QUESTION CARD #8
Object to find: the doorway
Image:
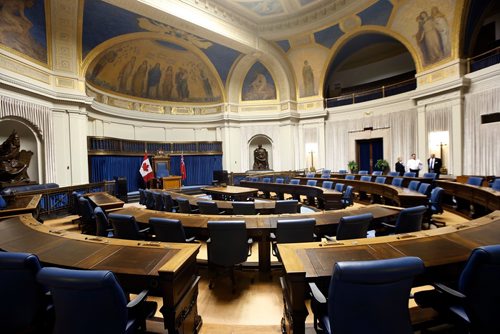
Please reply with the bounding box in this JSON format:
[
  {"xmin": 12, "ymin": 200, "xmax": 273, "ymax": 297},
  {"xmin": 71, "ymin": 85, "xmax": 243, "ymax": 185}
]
[{"xmin": 356, "ymin": 138, "xmax": 383, "ymax": 173}]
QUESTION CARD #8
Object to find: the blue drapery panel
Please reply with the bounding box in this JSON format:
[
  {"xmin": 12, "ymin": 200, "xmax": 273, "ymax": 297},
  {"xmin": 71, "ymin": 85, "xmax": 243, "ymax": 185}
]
[
  {"xmin": 90, "ymin": 156, "xmax": 144, "ymax": 192},
  {"xmin": 169, "ymin": 155, "xmax": 222, "ymax": 186}
]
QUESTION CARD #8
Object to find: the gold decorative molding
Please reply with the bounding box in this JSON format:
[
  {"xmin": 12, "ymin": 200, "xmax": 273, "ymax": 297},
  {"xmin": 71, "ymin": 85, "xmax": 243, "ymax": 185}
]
[{"xmin": 0, "ymin": 55, "xmax": 50, "ymax": 84}]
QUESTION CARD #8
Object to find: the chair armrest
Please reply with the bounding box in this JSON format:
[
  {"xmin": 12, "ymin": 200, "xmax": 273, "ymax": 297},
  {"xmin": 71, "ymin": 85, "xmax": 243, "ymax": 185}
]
[
  {"xmin": 308, "ymin": 282, "xmax": 327, "ymax": 304},
  {"xmin": 433, "ymin": 282, "xmax": 466, "ymax": 300},
  {"xmin": 206, "ymin": 238, "xmax": 211, "ymax": 244},
  {"xmin": 324, "ymin": 235, "xmax": 336, "ymax": 241},
  {"xmin": 218, "ymin": 210, "xmax": 226, "ymax": 214},
  {"xmin": 381, "ymin": 222, "xmax": 396, "ymax": 229},
  {"xmin": 270, "ymin": 232, "xmax": 276, "ymax": 241},
  {"xmin": 191, "ymin": 208, "xmax": 199, "ymax": 213},
  {"xmin": 127, "ymin": 290, "xmax": 149, "ymax": 309},
  {"xmin": 185, "ymin": 236, "xmax": 197, "ymax": 243},
  {"xmin": 247, "ymin": 238, "xmax": 253, "ymax": 256},
  {"xmin": 138, "ymin": 227, "xmax": 150, "ymax": 234}
]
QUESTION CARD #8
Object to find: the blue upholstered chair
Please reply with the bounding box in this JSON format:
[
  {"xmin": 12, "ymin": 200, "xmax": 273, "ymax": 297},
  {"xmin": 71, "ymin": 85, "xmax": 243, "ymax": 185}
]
[
  {"xmin": 161, "ymin": 192, "xmax": 177, "ymax": 212},
  {"xmin": 417, "ymin": 183, "xmax": 432, "ymax": 197},
  {"xmin": 338, "ymin": 169, "xmax": 347, "ymax": 174},
  {"xmin": 358, "ymin": 170, "xmax": 368, "ymax": 175},
  {"xmin": 309, "ymin": 256, "xmax": 424, "ymax": 334},
  {"xmin": 306, "ymin": 179, "xmax": 317, "ymax": 186},
  {"xmin": 425, "ymin": 186, "xmax": 445, "ymax": 228},
  {"xmin": 70, "ymin": 191, "xmax": 82, "ymax": 214},
  {"xmin": 491, "ymin": 178, "xmax": 500, "ymax": 191},
  {"xmin": 206, "ymin": 221, "xmax": 253, "ymax": 291},
  {"xmin": 271, "ymin": 218, "xmax": 316, "ymax": 261},
  {"xmin": 467, "ymin": 176, "xmax": 484, "ymax": 187},
  {"xmin": 78, "ymin": 197, "xmax": 96, "ymax": 235},
  {"xmin": 391, "ymin": 177, "xmax": 404, "ymax": 187},
  {"xmin": 176, "ymin": 197, "xmax": 198, "ymax": 213},
  {"xmin": 322, "ymin": 181, "xmax": 333, "ymax": 190},
  {"xmin": 155, "ymin": 162, "xmax": 169, "ymax": 178},
  {"xmin": 152, "ymin": 192, "xmax": 164, "ymax": 211},
  {"xmin": 321, "ymin": 169, "xmax": 331, "ymax": 178},
  {"xmin": 327, "ymin": 213, "xmax": 373, "ymax": 241},
  {"xmin": 381, "ymin": 205, "xmax": 427, "ymax": 234},
  {"xmin": 138, "ymin": 189, "xmax": 146, "ymax": 206},
  {"xmin": 408, "ymin": 180, "xmax": 421, "ymax": 191},
  {"xmin": 375, "ymin": 176, "xmax": 386, "ymax": 184},
  {"xmin": 423, "ymin": 172, "xmax": 437, "ymax": 180},
  {"xmin": 388, "ymin": 171, "xmax": 400, "ymax": 177},
  {"xmin": 197, "ymin": 200, "xmax": 225, "ymax": 215},
  {"xmin": 275, "ymin": 177, "xmax": 284, "ymax": 184},
  {"xmin": 334, "ymin": 183, "xmax": 344, "ymax": 192},
  {"xmin": 144, "ymin": 190, "xmax": 155, "ymax": 210},
  {"xmin": 0, "ymin": 194, "xmax": 6, "ymax": 209},
  {"xmin": 274, "ymin": 200, "xmax": 298, "ymax": 214},
  {"xmin": 94, "ymin": 207, "xmax": 113, "ymax": 237},
  {"xmin": 289, "ymin": 179, "xmax": 300, "ymax": 185},
  {"xmin": 0, "ymin": 252, "xmax": 51, "ymax": 334},
  {"xmin": 37, "ymin": 267, "xmax": 157, "ymax": 334},
  {"xmin": 149, "ymin": 217, "xmax": 195, "ymax": 243},
  {"xmin": 232, "ymin": 201, "xmax": 257, "ymax": 215},
  {"xmin": 404, "ymin": 172, "xmax": 416, "ymax": 177},
  {"xmin": 372, "ymin": 170, "xmax": 383, "ymax": 176},
  {"xmin": 108, "ymin": 213, "xmax": 150, "ymax": 240},
  {"xmin": 415, "ymin": 245, "xmax": 500, "ymax": 333},
  {"xmin": 345, "ymin": 174, "xmax": 355, "ymax": 180},
  {"xmin": 306, "ymin": 172, "xmax": 315, "ymax": 178},
  {"xmin": 262, "ymin": 177, "xmax": 271, "ymax": 183},
  {"xmin": 341, "ymin": 185, "xmax": 354, "ymax": 208},
  {"xmin": 360, "ymin": 175, "xmax": 372, "ymax": 182}
]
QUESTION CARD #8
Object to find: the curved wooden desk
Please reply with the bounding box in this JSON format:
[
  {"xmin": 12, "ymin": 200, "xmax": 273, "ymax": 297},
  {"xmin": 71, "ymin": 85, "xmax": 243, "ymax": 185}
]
[
  {"xmin": 0, "ymin": 215, "xmax": 201, "ymax": 334},
  {"xmin": 278, "ymin": 210, "xmax": 500, "ymax": 334},
  {"xmin": 436, "ymin": 180, "xmax": 500, "ymax": 212},
  {"xmin": 329, "ymin": 173, "xmax": 434, "ymax": 187},
  {"xmin": 0, "ymin": 194, "xmax": 41, "ymax": 218}
]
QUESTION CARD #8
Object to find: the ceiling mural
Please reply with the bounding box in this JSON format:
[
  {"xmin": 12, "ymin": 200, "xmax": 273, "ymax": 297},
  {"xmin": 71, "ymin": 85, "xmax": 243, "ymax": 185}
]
[
  {"xmin": 242, "ymin": 62, "xmax": 276, "ymax": 101},
  {"xmin": 0, "ymin": 0, "xmax": 48, "ymax": 64}
]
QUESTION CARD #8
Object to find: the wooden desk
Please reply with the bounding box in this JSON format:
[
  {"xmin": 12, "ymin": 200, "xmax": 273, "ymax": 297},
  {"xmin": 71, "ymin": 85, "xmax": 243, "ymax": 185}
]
[
  {"xmin": 0, "ymin": 215, "xmax": 202, "ymax": 334},
  {"xmin": 114, "ymin": 204, "xmax": 400, "ymax": 272},
  {"xmin": 329, "ymin": 173, "xmax": 434, "ymax": 187},
  {"xmin": 201, "ymin": 185, "xmax": 259, "ymax": 201},
  {"xmin": 0, "ymin": 194, "xmax": 41, "ymax": 219},
  {"xmin": 85, "ymin": 192, "xmax": 124, "ymax": 210},
  {"xmin": 162, "ymin": 176, "xmax": 182, "ymax": 189},
  {"xmin": 436, "ymin": 180, "xmax": 500, "ymax": 212},
  {"xmin": 277, "ymin": 211, "xmax": 500, "ymax": 334}
]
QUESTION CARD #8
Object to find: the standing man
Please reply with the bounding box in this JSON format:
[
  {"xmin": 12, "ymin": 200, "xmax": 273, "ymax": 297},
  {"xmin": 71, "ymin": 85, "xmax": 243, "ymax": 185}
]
[
  {"xmin": 427, "ymin": 153, "xmax": 442, "ymax": 178},
  {"xmin": 407, "ymin": 153, "xmax": 423, "ymax": 177}
]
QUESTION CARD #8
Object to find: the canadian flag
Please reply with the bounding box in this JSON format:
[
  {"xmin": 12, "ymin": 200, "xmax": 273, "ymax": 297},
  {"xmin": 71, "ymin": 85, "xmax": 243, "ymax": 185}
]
[
  {"xmin": 139, "ymin": 153, "xmax": 154, "ymax": 182},
  {"xmin": 180, "ymin": 154, "xmax": 187, "ymax": 180}
]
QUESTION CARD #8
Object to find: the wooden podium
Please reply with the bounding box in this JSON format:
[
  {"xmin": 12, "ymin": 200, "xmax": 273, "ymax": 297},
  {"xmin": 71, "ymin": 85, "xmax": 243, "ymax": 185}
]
[{"xmin": 162, "ymin": 176, "xmax": 182, "ymax": 189}]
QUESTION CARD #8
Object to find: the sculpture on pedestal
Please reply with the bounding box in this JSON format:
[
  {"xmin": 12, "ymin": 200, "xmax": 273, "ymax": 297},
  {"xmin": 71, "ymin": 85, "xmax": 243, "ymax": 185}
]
[
  {"xmin": 253, "ymin": 144, "xmax": 269, "ymax": 170},
  {"xmin": 0, "ymin": 130, "xmax": 33, "ymax": 183}
]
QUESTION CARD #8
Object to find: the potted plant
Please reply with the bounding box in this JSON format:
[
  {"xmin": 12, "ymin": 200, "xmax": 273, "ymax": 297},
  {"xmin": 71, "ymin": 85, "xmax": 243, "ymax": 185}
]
[
  {"xmin": 375, "ymin": 159, "xmax": 390, "ymax": 174},
  {"xmin": 347, "ymin": 160, "xmax": 358, "ymax": 174}
]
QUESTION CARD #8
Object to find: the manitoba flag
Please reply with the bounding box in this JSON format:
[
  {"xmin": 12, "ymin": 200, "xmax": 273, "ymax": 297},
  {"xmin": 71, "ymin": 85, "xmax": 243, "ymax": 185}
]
[
  {"xmin": 180, "ymin": 154, "xmax": 187, "ymax": 180},
  {"xmin": 139, "ymin": 153, "xmax": 154, "ymax": 182}
]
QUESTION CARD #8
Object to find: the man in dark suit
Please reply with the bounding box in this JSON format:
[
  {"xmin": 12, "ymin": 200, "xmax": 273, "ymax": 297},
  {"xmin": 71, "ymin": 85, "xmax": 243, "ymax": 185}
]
[{"xmin": 427, "ymin": 153, "xmax": 442, "ymax": 178}]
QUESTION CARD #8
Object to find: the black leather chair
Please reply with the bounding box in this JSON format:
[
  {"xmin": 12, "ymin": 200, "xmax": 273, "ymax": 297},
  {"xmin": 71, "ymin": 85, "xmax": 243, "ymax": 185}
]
[
  {"xmin": 149, "ymin": 217, "xmax": 195, "ymax": 243},
  {"xmin": 161, "ymin": 192, "xmax": 177, "ymax": 212},
  {"xmin": 144, "ymin": 190, "xmax": 155, "ymax": 210},
  {"xmin": 271, "ymin": 218, "xmax": 316, "ymax": 261},
  {"xmin": 340, "ymin": 185, "xmax": 354, "ymax": 208},
  {"xmin": 138, "ymin": 189, "xmax": 146, "ymax": 205},
  {"xmin": 70, "ymin": 191, "xmax": 82, "ymax": 215},
  {"xmin": 78, "ymin": 197, "xmax": 96, "ymax": 235},
  {"xmin": 274, "ymin": 199, "xmax": 298, "ymax": 214},
  {"xmin": 197, "ymin": 201, "xmax": 225, "ymax": 215},
  {"xmin": 94, "ymin": 206, "xmax": 113, "ymax": 237},
  {"xmin": 176, "ymin": 197, "xmax": 198, "ymax": 213},
  {"xmin": 326, "ymin": 213, "xmax": 373, "ymax": 241},
  {"xmin": 152, "ymin": 192, "xmax": 164, "ymax": 211},
  {"xmin": 206, "ymin": 220, "xmax": 253, "ymax": 291},
  {"xmin": 380, "ymin": 205, "xmax": 427, "ymax": 234},
  {"xmin": 232, "ymin": 201, "xmax": 257, "ymax": 215},
  {"xmin": 37, "ymin": 267, "xmax": 157, "ymax": 334},
  {"xmin": 108, "ymin": 213, "xmax": 150, "ymax": 240},
  {"xmin": 0, "ymin": 252, "xmax": 52, "ymax": 334},
  {"xmin": 414, "ymin": 245, "xmax": 500, "ymax": 333},
  {"xmin": 309, "ymin": 256, "xmax": 424, "ymax": 334}
]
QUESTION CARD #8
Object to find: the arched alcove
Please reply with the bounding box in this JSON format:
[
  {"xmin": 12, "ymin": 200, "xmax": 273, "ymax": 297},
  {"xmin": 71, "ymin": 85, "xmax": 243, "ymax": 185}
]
[
  {"xmin": 248, "ymin": 135, "xmax": 273, "ymax": 171},
  {"xmin": 0, "ymin": 119, "xmax": 40, "ymax": 183}
]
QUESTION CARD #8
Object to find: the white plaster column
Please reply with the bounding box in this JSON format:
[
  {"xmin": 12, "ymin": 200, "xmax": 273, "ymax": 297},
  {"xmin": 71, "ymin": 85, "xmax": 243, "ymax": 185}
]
[
  {"xmin": 417, "ymin": 105, "xmax": 427, "ymax": 162},
  {"xmin": 450, "ymin": 97, "xmax": 464, "ymax": 175},
  {"xmin": 68, "ymin": 108, "xmax": 89, "ymax": 185}
]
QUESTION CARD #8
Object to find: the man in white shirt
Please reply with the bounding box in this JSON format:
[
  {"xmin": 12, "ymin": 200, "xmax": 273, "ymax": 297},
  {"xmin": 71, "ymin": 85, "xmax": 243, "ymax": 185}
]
[{"xmin": 407, "ymin": 153, "xmax": 423, "ymax": 177}]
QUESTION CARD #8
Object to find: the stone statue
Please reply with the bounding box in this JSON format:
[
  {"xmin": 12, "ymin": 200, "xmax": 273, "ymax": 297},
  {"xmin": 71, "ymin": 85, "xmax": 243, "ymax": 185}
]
[
  {"xmin": 0, "ymin": 130, "xmax": 32, "ymax": 182},
  {"xmin": 253, "ymin": 144, "xmax": 269, "ymax": 170}
]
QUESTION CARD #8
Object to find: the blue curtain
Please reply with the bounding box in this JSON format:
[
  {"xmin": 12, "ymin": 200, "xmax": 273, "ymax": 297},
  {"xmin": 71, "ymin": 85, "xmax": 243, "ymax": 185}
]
[
  {"xmin": 90, "ymin": 155, "xmax": 144, "ymax": 192},
  {"xmin": 169, "ymin": 155, "xmax": 222, "ymax": 186}
]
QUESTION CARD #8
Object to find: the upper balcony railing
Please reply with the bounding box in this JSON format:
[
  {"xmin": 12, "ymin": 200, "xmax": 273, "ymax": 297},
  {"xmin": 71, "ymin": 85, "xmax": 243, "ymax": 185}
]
[{"xmin": 467, "ymin": 46, "xmax": 500, "ymax": 73}]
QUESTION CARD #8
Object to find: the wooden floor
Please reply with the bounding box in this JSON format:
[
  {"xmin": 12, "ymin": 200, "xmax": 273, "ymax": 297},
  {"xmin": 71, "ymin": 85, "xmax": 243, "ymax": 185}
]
[{"xmin": 43, "ymin": 203, "xmax": 468, "ymax": 334}]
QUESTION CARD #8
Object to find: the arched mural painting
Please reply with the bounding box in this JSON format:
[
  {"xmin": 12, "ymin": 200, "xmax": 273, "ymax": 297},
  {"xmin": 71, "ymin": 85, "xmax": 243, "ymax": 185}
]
[{"xmin": 241, "ymin": 62, "xmax": 276, "ymax": 101}]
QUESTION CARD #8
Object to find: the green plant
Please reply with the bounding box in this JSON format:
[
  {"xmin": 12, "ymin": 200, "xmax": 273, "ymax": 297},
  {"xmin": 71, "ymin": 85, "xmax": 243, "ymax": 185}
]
[
  {"xmin": 347, "ymin": 160, "xmax": 358, "ymax": 172},
  {"xmin": 375, "ymin": 159, "xmax": 389, "ymax": 171}
]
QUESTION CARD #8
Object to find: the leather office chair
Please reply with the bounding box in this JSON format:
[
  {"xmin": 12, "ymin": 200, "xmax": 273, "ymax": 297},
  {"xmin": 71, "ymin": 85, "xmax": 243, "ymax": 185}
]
[
  {"xmin": 341, "ymin": 185, "xmax": 354, "ymax": 208},
  {"xmin": 427, "ymin": 187, "xmax": 445, "ymax": 228},
  {"xmin": 467, "ymin": 176, "xmax": 484, "ymax": 187},
  {"xmin": 232, "ymin": 201, "xmax": 257, "ymax": 215},
  {"xmin": 491, "ymin": 178, "xmax": 500, "ymax": 191},
  {"xmin": 70, "ymin": 191, "xmax": 82, "ymax": 215},
  {"xmin": 271, "ymin": 218, "xmax": 316, "ymax": 261},
  {"xmin": 322, "ymin": 181, "xmax": 333, "ymax": 189},
  {"xmin": 414, "ymin": 245, "xmax": 500, "ymax": 334},
  {"xmin": 360, "ymin": 175, "xmax": 372, "ymax": 182},
  {"xmin": 144, "ymin": 190, "xmax": 155, "ymax": 210},
  {"xmin": 94, "ymin": 207, "xmax": 113, "ymax": 237},
  {"xmin": 78, "ymin": 197, "xmax": 96, "ymax": 235},
  {"xmin": 375, "ymin": 176, "xmax": 386, "ymax": 184},
  {"xmin": 152, "ymin": 192, "xmax": 164, "ymax": 211},
  {"xmin": 321, "ymin": 170, "xmax": 331, "ymax": 178},
  {"xmin": 417, "ymin": 183, "xmax": 432, "ymax": 197},
  {"xmin": 274, "ymin": 199, "xmax": 298, "ymax": 214},
  {"xmin": 161, "ymin": 192, "xmax": 177, "ymax": 212},
  {"xmin": 388, "ymin": 171, "xmax": 400, "ymax": 176},
  {"xmin": 408, "ymin": 180, "xmax": 421, "ymax": 191},
  {"xmin": 423, "ymin": 172, "xmax": 437, "ymax": 180},
  {"xmin": 309, "ymin": 256, "xmax": 424, "ymax": 334},
  {"xmin": 345, "ymin": 174, "xmax": 355, "ymax": 180},
  {"xmin": 149, "ymin": 217, "xmax": 195, "ymax": 242},
  {"xmin": 206, "ymin": 220, "xmax": 253, "ymax": 291},
  {"xmin": 326, "ymin": 213, "xmax": 373, "ymax": 241},
  {"xmin": 37, "ymin": 267, "xmax": 157, "ymax": 334},
  {"xmin": 358, "ymin": 170, "xmax": 368, "ymax": 175},
  {"xmin": 176, "ymin": 197, "xmax": 198, "ymax": 213},
  {"xmin": 391, "ymin": 177, "xmax": 404, "ymax": 187},
  {"xmin": 306, "ymin": 179, "xmax": 317, "ymax": 186},
  {"xmin": 381, "ymin": 205, "xmax": 427, "ymax": 234},
  {"xmin": 197, "ymin": 200, "xmax": 225, "ymax": 215},
  {"xmin": 0, "ymin": 252, "xmax": 52, "ymax": 334},
  {"xmin": 289, "ymin": 179, "xmax": 300, "ymax": 185},
  {"xmin": 334, "ymin": 183, "xmax": 344, "ymax": 192},
  {"xmin": 372, "ymin": 171, "xmax": 383, "ymax": 176},
  {"xmin": 138, "ymin": 189, "xmax": 146, "ymax": 206},
  {"xmin": 0, "ymin": 194, "xmax": 6, "ymax": 209},
  {"xmin": 108, "ymin": 213, "xmax": 150, "ymax": 240}
]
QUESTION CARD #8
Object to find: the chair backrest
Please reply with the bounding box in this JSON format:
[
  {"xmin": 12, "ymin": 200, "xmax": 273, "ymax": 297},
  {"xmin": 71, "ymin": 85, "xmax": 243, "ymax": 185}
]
[
  {"xmin": 232, "ymin": 201, "xmax": 257, "ymax": 215},
  {"xmin": 321, "ymin": 170, "xmax": 331, "ymax": 178},
  {"xmin": 37, "ymin": 267, "xmax": 129, "ymax": 334},
  {"xmin": 388, "ymin": 171, "xmax": 400, "ymax": 177},
  {"xmin": 161, "ymin": 192, "xmax": 175, "ymax": 212},
  {"xmin": 336, "ymin": 213, "xmax": 373, "ymax": 240},
  {"xmin": 0, "ymin": 252, "xmax": 46, "ymax": 333},
  {"xmin": 341, "ymin": 185, "xmax": 354, "ymax": 207},
  {"xmin": 306, "ymin": 179, "xmax": 317, "ymax": 187},
  {"xmin": 108, "ymin": 213, "xmax": 142, "ymax": 240},
  {"xmin": 491, "ymin": 178, "xmax": 500, "ymax": 191},
  {"xmin": 262, "ymin": 177, "xmax": 271, "ymax": 183},
  {"xmin": 394, "ymin": 205, "xmax": 427, "ymax": 233},
  {"xmin": 322, "ymin": 181, "xmax": 333, "ymax": 189},
  {"xmin": 334, "ymin": 183, "xmax": 344, "ymax": 192},
  {"xmin": 417, "ymin": 183, "xmax": 432, "ymax": 197},
  {"xmin": 404, "ymin": 172, "xmax": 416, "ymax": 177},
  {"xmin": 375, "ymin": 176, "xmax": 386, "ymax": 184},
  {"xmin": 207, "ymin": 221, "xmax": 249, "ymax": 267},
  {"xmin": 150, "ymin": 217, "xmax": 188, "ymax": 242},
  {"xmin": 197, "ymin": 201, "xmax": 220, "ymax": 214},
  {"xmin": 176, "ymin": 197, "xmax": 192, "ymax": 213},
  {"xmin": 145, "ymin": 190, "xmax": 155, "ymax": 209},
  {"xmin": 372, "ymin": 171, "xmax": 383, "ymax": 176},
  {"xmin": 328, "ymin": 257, "xmax": 424, "ymax": 334},
  {"xmin": 274, "ymin": 200, "xmax": 298, "ymax": 214},
  {"xmin": 358, "ymin": 170, "xmax": 368, "ymax": 175},
  {"xmin": 289, "ymin": 179, "xmax": 300, "ymax": 185},
  {"xmin": 458, "ymin": 245, "xmax": 500, "ymax": 333},
  {"xmin": 138, "ymin": 189, "xmax": 146, "ymax": 205},
  {"xmin": 0, "ymin": 194, "xmax": 6, "ymax": 209},
  {"xmin": 407, "ymin": 180, "xmax": 421, "ymax": 191},
  {"xmin": 152, "ymin": 192, "xmax": 164, "ymax": 211},
  {"xmin": 360, "ymin": 175, "xmax": 372, "ymax": 182},
  {"xmin": 156, "ymin": 162, "xmax": 169, "ymax": 178},
  {"xmin": 467, "ymin": 176, "xmax": 484, "ymax": 187},
  {"xmin": 275, "ymin": 177, "xmax": 284, "ymax": 184},
  {"xmin": 306, "ymin": 172, "xmax": 315, "ymax": 178},
  {"xmin": 70, "ymin": 191, "xmax": 82, "ymax": 214},
  {"xmin": 94, "ymin": 206, "xmax": 111, "ymax": 237},
  {"xmin": 275, "ymin": 218, "xmax": 316, "ymax": 243},
  {"xmin": 423, "ymin": 172, "xmax": 437, "ymax": 180},
  {"xmin": 78, "ymin": 197, "xmax": 96, "ymax": 234},
  {"xmin": 391, "ymin": 177, "xmax": 404, "ymax": 187},
  {"xmin": 345, "ymin": 175, "xmax": 355, "ymax": 180},
  {"xmin": 428, "ymin": 187, "xmax": 444, "ymax": 215},
  {"xmin": 338, "ymin": 169, "xmax": 347, "ymax": 174}
]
